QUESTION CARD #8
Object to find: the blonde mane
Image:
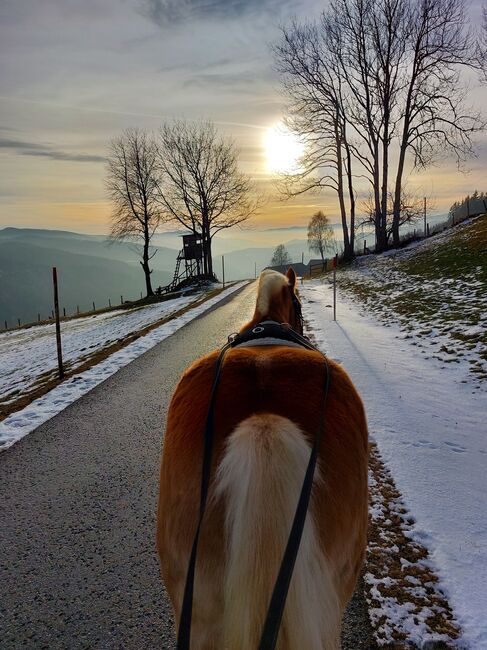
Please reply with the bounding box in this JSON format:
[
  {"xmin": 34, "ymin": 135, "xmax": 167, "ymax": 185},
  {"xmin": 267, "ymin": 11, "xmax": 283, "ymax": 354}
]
[{"xmin": 256, "ymin": 269, "xmax": 290, "ymax": 317}]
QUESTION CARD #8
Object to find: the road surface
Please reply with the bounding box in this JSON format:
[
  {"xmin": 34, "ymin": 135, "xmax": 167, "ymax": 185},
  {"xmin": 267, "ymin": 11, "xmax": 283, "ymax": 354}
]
[{"xmin": 0, "ymin": 282, "xmax": 375, "ymax": 649}]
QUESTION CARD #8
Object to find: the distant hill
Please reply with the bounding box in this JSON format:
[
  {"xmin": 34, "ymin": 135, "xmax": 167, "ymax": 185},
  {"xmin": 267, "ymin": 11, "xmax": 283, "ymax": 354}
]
[
  {"xmin": 0, "ymin": 226, "xmax": 316, "ymax": 325},
  {"xmin": 0, "ymin": 230, "xmax": 173, "ymax": 325}
]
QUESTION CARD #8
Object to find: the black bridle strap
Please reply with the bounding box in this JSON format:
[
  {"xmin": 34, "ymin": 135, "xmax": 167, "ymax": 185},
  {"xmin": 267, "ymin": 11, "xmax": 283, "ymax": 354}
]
[
  {"xmin": 176, "ymin": 340, "xmax": 232, "ymax": 650},
  {"xmin": 176, "ymin": 323, "xmax": 330, "ymax": 650},
  {"xmin": 258, "ymin": 358, "xmax": 330, "ymax": 650}
]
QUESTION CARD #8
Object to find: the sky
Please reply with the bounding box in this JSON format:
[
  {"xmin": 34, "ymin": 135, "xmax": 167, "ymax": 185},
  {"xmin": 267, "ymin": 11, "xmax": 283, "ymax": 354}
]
[{"xmin": 0, "ymin": 0, "xmax": 486, "ymax": 236}]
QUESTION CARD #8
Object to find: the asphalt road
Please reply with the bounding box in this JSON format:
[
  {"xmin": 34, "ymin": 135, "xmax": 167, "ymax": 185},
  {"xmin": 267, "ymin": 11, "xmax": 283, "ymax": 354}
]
[{"xmin": 0, "ymin": 282, "xmax": 375, "ymax": 649}]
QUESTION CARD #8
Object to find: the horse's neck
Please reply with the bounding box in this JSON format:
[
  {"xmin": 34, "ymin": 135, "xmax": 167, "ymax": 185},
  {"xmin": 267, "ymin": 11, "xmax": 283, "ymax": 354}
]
[{"xmin": 241, "ymin": 297, "xmax": 289, "ymax": 332}]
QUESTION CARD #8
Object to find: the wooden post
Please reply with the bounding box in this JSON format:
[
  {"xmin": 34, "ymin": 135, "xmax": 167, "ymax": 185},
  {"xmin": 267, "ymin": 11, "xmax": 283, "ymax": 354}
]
[
  {"xmin": 121, "ymin": 295, "xmax": 123, "ymax": 305},
  {"xmin": 63, "ymin": 307, "xmax": 66, "ymax": 318},
  {"xmin": 4, "ymin": 320, "xmax": 7, "ymax": 330},
  {"xmin": 38, "ymin": 313, "xmax": 40, "ymax": 322},
  {"xmin": 92, "ymin": 301, "xmax": 96, "ymax": 312},
  {"xmin": 17, "ymin": 318, "xmax": 21, "ymax": 328},
  {"xmin": 77, "ymin": 305, "xmax": 80, "ymax": 315},
  {"xmin": 364, "ymin": 240, "xmax": 366, "ymax": 255},
  {"xmin": 427, "ymin": 223, "xmax": 430, "ymax": 237},
  {"xmin": 423, "ymin": 196, "xmax": 426, "ymax": 236},
  {"xmin": 52, "ymin": 267, "xmax": 64, "ymax": 379},
  {"xmin": 109, "ymin": 298, "xmax": 111, "ymax": 308},
  {"xmin": 222, "ymin": 255, "xmax": 225, "ymax": 289},
  {"xmin": 333, "ymin": 260, "xmax": 337, "ymax": 322}
]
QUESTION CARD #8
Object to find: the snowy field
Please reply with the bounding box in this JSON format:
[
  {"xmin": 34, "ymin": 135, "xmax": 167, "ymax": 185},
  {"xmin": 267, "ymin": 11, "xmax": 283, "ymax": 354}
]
[
  {"xmin": 0, "ymin": 292, "xmax": 205, "ymax": 410},
  {"xmin": 302, "ymin": 278, "xmax": 486, "ymax": 648},
  {"xmin": 338, "ymin": 217, "xmax": 486, "ymax": 388},
  {"xmin": 0, "ymin": 282, "xmax": 247, "ymax": 450}
]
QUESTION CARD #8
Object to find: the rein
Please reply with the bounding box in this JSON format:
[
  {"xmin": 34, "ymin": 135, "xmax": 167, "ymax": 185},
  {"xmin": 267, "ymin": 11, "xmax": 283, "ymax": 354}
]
[{"xmin": 176, "ymin": 320, "xmax": 330, "ymax": 650}]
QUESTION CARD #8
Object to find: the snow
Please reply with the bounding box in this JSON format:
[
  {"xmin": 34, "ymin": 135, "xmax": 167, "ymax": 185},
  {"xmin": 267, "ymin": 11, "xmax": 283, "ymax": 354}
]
[
  {"xmin": 302, "ymin": 278, "xmax": 487, "ymax": 648},
  {"xmin": 0, "ymin": 292, "xmax": 204, "ymax": 408},
  {"xmin": 0, "ymin": 282, "xmax": 247, "ymax": 451}
]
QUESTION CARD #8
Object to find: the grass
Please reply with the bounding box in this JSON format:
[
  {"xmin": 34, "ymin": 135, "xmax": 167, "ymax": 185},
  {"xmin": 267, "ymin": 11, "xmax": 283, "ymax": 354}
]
[{"xmin": 337, "ymin": 215, "xmax": 487, "ymax": 385}]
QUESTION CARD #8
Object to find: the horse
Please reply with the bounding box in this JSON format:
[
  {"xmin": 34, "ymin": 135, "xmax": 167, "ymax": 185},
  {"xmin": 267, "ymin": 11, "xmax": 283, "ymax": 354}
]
[{"xmin": 157, "ymin": 268, "xmax": 368, "ymax": 650}]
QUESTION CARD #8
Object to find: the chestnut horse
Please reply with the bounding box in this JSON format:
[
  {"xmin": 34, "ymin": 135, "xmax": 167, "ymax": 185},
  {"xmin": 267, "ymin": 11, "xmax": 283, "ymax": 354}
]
[{"xmin": 157, "ymin": 268, "xmax": 368, "ymax": 650}]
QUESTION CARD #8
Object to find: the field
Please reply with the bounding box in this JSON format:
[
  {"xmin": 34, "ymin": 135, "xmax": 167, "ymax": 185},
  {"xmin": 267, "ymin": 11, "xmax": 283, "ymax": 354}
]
[
  {"xmin": 338, "ymin": 215, "xmax": 487, "ymax": 386},
  {"xmin": 301, "ymin": 216, "xmax": 486, "ymax": 647}
]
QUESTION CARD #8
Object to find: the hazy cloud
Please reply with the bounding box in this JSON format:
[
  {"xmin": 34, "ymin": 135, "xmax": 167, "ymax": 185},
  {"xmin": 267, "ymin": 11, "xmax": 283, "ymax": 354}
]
[
  {"xmin": 0, "ymin": 138, "xmax": 105, "ymax": 163},
  {"xmin": 139, "ymin": 0, "xmax": 290, "ymax": 26}
]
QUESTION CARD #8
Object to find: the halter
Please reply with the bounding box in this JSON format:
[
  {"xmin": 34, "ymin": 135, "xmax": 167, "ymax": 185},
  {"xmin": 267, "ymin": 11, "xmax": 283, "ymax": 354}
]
[{"xmin": 176, "ymin": 307, "xmax": 330, "ymax": 650}]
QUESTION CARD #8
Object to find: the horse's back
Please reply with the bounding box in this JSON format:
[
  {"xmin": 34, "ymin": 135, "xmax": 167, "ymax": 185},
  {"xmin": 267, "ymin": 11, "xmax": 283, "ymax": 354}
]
[{"xmin": 157, "ymin": 345, "xmax": 368, "ymax": 648}]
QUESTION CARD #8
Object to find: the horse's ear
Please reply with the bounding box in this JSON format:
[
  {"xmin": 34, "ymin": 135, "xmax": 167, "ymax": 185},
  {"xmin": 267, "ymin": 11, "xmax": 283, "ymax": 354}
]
[{"xmin": 286, "ymin": 267, "xmax": 296, "ymax": 289}]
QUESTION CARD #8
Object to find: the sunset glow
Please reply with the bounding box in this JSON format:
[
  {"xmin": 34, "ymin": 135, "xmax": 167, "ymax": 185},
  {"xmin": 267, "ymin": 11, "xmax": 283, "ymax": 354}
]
[{"xmin": 265, "ymin": 124, "xmax": 305, "ymax": 175}]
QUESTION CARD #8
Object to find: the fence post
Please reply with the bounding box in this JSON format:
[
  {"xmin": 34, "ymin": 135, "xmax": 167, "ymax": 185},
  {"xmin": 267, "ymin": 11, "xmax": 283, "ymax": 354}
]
[
  {"xmin": 63, "ymin": 307, "xmax": 66, "ymax": 318},
  {"xmin": 52, "ymin": 267, "xmax": 64, "ymax": 379},
  {"xmin": 121, "ymin": 295, "xmax": 123, "ymax": 305},
  {"xmin": 109, "ymin": 298, "xmax": 111, "ymax": 308},
  {"xmin": 423, "ymin": 196, "xmax": 427, "ymax": 237},
  {"xmin": 92, "ymin": 301, "xmax": 96, "ymax": 312},
  {"xmin": 333, "ymin": 255, "xmax": 337, "ymax": 322},
  {"xmin": 4, "ymin": 320, "xmax": 7, "ymax": 330},
  {"xmin": 38, "ymin": 313, "xmax": 40, "ymax": 322},
  {"xmin": 364, "ymin": 240, "xmax": 366, "ymax": 255},
  {"xmin": 222, "ymin": 255, "xmax": 225, "ymax": 289},
  {"xmin": 18, "ymin": 318, "xmax": 21, "ymax": 328},
  {"xmin": 77, "ymin": 305, "xmax": 80, "ymax": 315}
]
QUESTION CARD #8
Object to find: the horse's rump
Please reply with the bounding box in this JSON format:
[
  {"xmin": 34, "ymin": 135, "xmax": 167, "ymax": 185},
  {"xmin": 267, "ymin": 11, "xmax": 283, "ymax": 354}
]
[{"xmin": 157, "ymin": 345, "xmax": 368, "ymax": 649}]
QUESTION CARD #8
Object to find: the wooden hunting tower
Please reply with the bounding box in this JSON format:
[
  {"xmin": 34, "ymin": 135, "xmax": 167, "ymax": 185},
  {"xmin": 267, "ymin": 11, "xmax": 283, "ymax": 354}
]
[{"xmin": 157, "ymin": 233, "xmax": 205, "ymax": 294}]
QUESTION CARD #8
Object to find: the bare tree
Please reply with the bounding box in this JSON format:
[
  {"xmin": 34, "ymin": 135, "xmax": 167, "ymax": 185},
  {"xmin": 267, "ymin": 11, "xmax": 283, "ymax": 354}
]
[
  {"xmin": 391, "ymin": 0, "xmax": 484, "ymax": 246},
  {"xmin": 156, "ymin": 120, "xmax": 259, "ymax": 278},
  {"xmin": 307, "ymin": 211, "xmax": 335, "ymax": 262},
  {"xmin": 271, "ymin": 244, "xmax": 292, "ymax": 267},
  {"xmin": 106, "ymin": 129, "xmax": 163, "ymax": 296},
  {"xmin": 362, "ymin": 188, "xmax": 431, "ymax": 246},
  {"xmin": 274, "ymin": 20, "xmax": 356, "ymax": 260},
  {"xmin": 275, "ymin": 0, "xmax": 484, "ymax": 254}
]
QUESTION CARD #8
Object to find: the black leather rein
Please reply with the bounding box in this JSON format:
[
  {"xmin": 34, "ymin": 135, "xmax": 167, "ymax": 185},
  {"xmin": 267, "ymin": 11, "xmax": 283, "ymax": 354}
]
[{"xmin": 176, "ymin": 321, "xmax": 330, "ymax": 650}]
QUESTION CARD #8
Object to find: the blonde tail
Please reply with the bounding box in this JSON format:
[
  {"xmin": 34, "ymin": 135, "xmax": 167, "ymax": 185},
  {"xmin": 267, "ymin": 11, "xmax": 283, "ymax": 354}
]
[{"xmin": 214, "ymin": 413, "xmax": 340, "ymax": 650}]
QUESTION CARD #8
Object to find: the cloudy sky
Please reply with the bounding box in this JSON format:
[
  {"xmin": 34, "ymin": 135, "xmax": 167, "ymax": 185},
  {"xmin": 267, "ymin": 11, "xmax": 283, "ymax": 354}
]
[{"xmin": 0, "ymin": 0, "xmax": 486, "ymax": 235}]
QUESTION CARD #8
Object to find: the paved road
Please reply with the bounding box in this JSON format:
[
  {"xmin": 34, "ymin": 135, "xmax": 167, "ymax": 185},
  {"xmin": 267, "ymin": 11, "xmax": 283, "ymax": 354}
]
[{"xmin": 0, "ymin": 282, "xmax": 375, "ymax": 649}]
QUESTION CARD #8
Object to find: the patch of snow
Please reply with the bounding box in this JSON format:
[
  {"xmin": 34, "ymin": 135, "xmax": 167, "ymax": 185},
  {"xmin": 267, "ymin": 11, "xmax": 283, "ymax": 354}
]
[
  {"xmin": 302, "ymin": 278, "xmax": 486, "ymax": 648},
  {"xmin": 0, "ymin": 282, "xmax": 247, "ymax": 451}
]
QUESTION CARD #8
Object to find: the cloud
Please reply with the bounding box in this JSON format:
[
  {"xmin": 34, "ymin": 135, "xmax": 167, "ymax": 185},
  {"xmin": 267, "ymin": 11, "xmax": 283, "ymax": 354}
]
[
  {"xmin": 139, "ymin": 0, "xmax": 290, "ymax": 26},
  {"xmin": 0, "ymin": 138, "xmax": 105, "ymax": 163}
]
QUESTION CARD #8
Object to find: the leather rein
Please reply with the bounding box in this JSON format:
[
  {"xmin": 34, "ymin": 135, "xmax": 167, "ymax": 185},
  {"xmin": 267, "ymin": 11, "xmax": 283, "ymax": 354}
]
[{"xmin": 176, "ymin": 310, "xmax": 330, "ymax": 650}]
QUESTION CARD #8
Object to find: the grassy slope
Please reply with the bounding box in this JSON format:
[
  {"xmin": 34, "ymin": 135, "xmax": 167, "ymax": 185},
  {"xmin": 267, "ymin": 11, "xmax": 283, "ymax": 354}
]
[{"xmin": 338, "ymin": 215, "xmax": 487, "ymax": 384}]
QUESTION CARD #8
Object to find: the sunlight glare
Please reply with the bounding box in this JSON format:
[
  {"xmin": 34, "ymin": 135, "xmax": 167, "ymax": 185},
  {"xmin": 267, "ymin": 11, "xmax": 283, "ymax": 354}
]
[{"xmin": 265, "ymin": 123, "xmax": 304, "ymax": 174}]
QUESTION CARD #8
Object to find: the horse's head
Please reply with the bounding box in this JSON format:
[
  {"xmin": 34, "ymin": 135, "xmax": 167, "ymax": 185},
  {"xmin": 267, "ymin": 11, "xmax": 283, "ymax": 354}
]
[{"xmin": 243, "ymin": 267, "xmax": 303, "ymax": 334}]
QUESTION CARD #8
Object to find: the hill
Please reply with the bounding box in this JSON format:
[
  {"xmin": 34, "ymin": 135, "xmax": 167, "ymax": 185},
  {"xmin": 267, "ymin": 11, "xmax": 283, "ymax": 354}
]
[
  {"xmin": 0, "ymin": 235, "xmax": 172, "ymax": 325},
  {"xmin": 337, "ymin": 214, "xmax": 487, "ymax": 385}
]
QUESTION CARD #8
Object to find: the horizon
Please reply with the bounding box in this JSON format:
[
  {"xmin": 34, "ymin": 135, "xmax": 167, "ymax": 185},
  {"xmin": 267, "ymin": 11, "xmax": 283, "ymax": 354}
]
[{"xmin": 1, "ymin": 0, "xmax": 487, "ymax": 235}]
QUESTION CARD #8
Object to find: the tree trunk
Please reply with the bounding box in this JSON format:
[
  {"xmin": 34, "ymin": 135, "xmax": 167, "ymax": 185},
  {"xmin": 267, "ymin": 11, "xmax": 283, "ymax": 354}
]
[
  {"xmin": 335, "ymin": 125, "xmax": 352, "ymax": 261},
  {"xmin": 381, "ymin": 113, "xmax": 390, "ymax": 251},
  {"xmin": 345, "ymin": 138, "xmax": 356, "ymax": 256},
  {"xmin": 142, "ymin": 226, "xmax": 154, "ymax": 296}
]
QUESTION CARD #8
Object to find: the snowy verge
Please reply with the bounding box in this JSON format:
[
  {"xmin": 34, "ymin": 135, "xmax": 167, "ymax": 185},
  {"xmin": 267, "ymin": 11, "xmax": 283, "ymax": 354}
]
[
  {"xmin": 301, "ymin": 278, "xmax": 486, "ymax": 649},
  {"xmin": 0, "ymin": 281, "xmax": 248, "ymax": 451}
]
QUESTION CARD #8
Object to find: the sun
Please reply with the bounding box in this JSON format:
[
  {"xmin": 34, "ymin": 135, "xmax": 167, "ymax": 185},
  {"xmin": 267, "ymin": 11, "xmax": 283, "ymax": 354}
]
[{"xmin": 265, "ymin": 123, "xmax": 305, "ymax": 174}]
